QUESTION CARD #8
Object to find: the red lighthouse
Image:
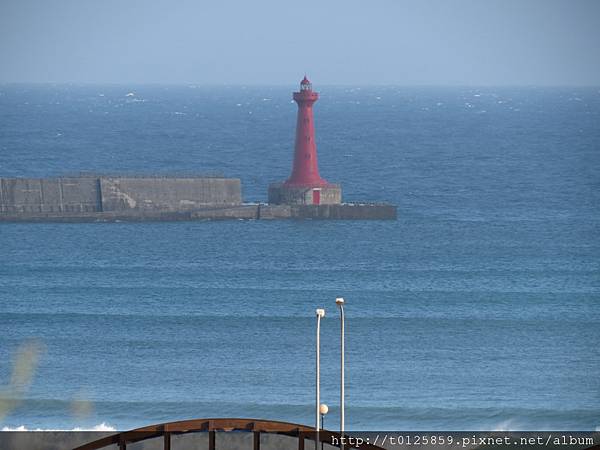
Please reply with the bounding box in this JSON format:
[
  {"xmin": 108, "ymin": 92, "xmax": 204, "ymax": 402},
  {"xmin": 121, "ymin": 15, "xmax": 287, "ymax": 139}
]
[
  {"xmin": 285, "ymin": 76, "xmax": 327, "ymax": 187},
  {"xmin": 268, "ymin": 76, "xmax": 341, "ymax": 205}
]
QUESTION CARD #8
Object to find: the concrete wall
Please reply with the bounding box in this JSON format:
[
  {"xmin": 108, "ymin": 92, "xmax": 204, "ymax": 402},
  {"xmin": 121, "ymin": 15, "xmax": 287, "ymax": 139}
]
[
  {"xmin": 0, "ymin": 430, "xmax": 330, "ymax": 450},
  {"xmin": 268, "ymin": 183, "xmax": 342, "ymax": 205},
  {"xmin": 259, "ymin": 204, "xmax": 396, "ymax": 220},
  {"xmin": 291, "ymin": 203, "xmax": 397, "ymax": 220},
  {"xmin": 257, "ymin": 204, "xmax": 291, "ymax": 219},
  {"xmin": 0, "ymin": 176, "xmax": 241, "ymax": 214},
  {"xmin": 191, "ymin": 205, "xmax": 258, "ymax": 220},
  {"xmin": 0, "ymin": 177, "xmax": 100, "ymax": 213},
  {"xmin": 0, "ymin": 177, "xmax": 396, "ymax": 221},
  {"xmin": 100, "ymin": 177, "xmax": 241, "ymax": 211},
  {"xmin": 0, "ymin": 203, "xmax": 397, "ymax": 222}
]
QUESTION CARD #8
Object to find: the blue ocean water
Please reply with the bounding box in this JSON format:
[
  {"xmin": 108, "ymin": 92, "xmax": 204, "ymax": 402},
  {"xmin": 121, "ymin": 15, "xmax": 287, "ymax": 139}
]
[{"xmin": 0, "ymin": 85, "xmax": 599, "ymax": 431}]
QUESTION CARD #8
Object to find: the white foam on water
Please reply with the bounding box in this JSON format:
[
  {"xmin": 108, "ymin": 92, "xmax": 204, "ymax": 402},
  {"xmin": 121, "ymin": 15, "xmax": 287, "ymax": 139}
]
[
  {"xmin": 491, "ymin": 419, "xmax": 519, "ymax": 431},
  {"xmin": 2, "ymin": 422, "xmax": 116, "ymax": 432}
]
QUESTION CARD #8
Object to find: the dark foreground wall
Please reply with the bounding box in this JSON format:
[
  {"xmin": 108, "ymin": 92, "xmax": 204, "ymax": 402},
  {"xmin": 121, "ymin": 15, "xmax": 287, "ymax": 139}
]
[
  {"xmin": 0, "ymin": 431, "xmax": 319, "ymax": 450},
  {"xmin": 0, "ymin": 176, "xmax": 241, "ymax": 214}
]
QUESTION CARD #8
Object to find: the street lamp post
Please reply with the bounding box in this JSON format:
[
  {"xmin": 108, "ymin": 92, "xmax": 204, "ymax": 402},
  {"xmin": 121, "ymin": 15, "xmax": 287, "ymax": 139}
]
[
  {"xmin": 335, "ymin": 297, "xmax": 345, "ymax": 449},
  {"xmin": 320, "ymin": 403, "xmax": 329, "ymax": 450},
  {"xmin": 315, "ymin": 308, "xmax": 325, "ymax": 450}
]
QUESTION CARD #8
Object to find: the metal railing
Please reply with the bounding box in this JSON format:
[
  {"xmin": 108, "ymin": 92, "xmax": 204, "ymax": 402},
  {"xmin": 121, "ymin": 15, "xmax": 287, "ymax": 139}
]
[{"xmin": 72, "ymin": 418, "xmax": 386, "ymax": 450}]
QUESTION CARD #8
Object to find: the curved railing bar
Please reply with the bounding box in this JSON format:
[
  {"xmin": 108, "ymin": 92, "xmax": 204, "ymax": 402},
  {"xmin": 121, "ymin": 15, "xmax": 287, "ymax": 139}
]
[{"xmin": 73, "ymin": 417, "xmax": 385, "ymax": 450}]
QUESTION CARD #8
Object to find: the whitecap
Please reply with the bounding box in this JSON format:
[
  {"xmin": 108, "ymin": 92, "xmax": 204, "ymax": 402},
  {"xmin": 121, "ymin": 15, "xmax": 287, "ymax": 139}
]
[
  {"xmin": 2, "ymin": 425, "xmax": 27, "ymax": 431},
  {"xmin": 72, "ymin": 422, "xmax": 116, "ymax": 432},
  {"xmin": 1, "ymin": 422, "xmax": 116, "ymax": 432},
  {"xmin": 491, "ymin": 419, "xmax": 518, "ymax": 431}
]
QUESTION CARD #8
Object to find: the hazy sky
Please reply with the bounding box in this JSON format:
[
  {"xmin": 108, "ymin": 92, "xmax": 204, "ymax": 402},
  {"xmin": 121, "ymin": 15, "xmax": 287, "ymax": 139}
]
[{"xmin": 1, "ymin": 0, "xmax": 599, "ymax": 85}]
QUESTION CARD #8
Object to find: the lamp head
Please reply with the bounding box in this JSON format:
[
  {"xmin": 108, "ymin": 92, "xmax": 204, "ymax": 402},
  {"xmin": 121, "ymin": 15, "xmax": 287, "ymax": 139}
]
[
  {"xmin": 319, "ymin": 403, "xmax": 329, "ymax": 415},
  {"xmin": 335, "ymin": 297, "xmax": 345, "ymax": 306},
  {"xmin": 316, "ymin": 308, "xmax": 325, "ymax": 317}
]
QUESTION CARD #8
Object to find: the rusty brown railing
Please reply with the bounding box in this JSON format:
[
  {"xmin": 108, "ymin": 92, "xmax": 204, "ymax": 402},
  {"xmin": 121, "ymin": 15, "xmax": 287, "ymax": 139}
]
[{"xmin": 73, "ymin": 417, "xmax": 386, "ymax": 450}]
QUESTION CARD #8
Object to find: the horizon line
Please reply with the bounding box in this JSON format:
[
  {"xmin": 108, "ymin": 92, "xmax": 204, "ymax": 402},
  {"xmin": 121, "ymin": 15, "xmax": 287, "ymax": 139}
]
[{"xmin": 1, "ymin": 82, "xmax": 599, "ymax": 89}]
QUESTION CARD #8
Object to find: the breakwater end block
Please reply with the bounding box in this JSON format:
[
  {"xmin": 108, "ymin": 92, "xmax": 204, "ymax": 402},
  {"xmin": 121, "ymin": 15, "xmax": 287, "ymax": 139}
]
[{"xmin": 289, "ymin": 203, "xmax": 397, "ymax": 220}]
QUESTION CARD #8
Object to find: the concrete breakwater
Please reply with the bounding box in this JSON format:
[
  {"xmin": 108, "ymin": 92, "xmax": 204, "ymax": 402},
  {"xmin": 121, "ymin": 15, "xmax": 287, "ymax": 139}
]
[
  {"xmin": 0, "ymin": 176, "xmax": 396, "ymax": 222},
  {"xmin": 0, "ymin": 176, "xmax": 241, "ymax": 214},
  {"xmin": 0, "ymin": 203, "xmax": 397, "ymax": 222}
]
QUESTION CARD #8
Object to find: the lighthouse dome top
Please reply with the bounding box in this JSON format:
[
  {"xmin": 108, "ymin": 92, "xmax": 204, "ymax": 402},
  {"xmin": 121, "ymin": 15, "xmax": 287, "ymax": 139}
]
[{"xmin": 300, "ymin": 75, "xmax": 312, "ymax": 91}]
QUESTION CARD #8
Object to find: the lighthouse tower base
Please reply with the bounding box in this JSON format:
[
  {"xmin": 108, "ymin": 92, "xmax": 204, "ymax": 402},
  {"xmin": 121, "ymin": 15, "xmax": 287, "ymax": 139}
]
[{"xmin": 268, "ymin": 183, "xmax": 342, "ymax": 205}]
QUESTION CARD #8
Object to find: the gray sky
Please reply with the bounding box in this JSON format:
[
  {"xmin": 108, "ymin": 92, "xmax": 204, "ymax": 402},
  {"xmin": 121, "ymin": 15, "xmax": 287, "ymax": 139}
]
[{"xmin": 1, "ymin": 0, "xmax": 599, "ymax": 85}]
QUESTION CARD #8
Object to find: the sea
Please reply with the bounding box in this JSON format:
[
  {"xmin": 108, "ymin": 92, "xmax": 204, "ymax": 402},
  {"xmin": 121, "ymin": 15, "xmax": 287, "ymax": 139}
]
[{"xmin": 0, "ymin": 85, "xmax": 598, "ymax": 431}]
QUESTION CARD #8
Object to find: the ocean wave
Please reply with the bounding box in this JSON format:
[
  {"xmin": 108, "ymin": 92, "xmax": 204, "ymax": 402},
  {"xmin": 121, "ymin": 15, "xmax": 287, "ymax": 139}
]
[
  {"xmin": 3, "ymin": 399, "xmax": 598, "ymax": 431},
  {"xmin": 1, "ymin": 422, "xmax": 115, "ymax": 432}
]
